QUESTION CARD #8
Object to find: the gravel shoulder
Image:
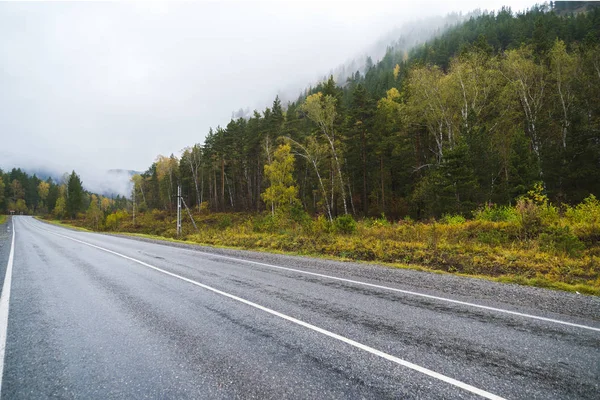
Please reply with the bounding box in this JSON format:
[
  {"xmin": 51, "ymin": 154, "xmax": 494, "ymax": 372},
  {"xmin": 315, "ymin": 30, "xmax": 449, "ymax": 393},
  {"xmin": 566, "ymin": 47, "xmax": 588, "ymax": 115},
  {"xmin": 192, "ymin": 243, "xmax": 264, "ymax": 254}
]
[{"xmin": 0, "ymin": 216, "xmax": 12, "ymax": 295}]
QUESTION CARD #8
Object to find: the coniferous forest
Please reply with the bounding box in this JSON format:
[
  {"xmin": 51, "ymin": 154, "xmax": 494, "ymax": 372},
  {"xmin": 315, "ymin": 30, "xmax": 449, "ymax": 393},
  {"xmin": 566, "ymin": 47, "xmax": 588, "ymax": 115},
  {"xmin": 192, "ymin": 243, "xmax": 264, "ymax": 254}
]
[
  {"xmin": 3, "ymin": 4, "xmax": 600, "ymax": 293},
  {"xmin": 133, "ymin": 4, "xmax": 600, "ymax": 219}
]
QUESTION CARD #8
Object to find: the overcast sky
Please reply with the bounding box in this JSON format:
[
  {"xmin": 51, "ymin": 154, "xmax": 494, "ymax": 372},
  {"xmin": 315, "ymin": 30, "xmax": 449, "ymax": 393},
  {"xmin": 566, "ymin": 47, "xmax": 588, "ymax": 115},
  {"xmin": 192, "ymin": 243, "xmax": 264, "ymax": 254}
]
[{"xmin": 0, "ymin": 0, "xmax": 536, "ymax": 194}]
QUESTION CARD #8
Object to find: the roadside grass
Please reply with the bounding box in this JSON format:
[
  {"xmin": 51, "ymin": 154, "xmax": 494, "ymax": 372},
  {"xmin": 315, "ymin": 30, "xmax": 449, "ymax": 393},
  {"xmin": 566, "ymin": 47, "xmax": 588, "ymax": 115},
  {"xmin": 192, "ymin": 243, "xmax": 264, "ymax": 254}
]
[
  {"xmin": 36, "ymin": 217, "xmax": 92, "ymax": 232},
  {"xmin": 48, "ymin": 198, "xmax": 600, "ymax": 296},
  {"xmin": 0, "ymin": 215, "xmax": 6, "ymax": 225}
]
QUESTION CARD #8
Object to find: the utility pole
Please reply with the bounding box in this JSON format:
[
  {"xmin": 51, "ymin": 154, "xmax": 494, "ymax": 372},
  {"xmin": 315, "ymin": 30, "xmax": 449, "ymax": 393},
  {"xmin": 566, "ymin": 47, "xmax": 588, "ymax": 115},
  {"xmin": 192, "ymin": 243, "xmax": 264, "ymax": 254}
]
[
  {"xmin": 177, "ymin": 185, "xmax": 182, "ymax": 236},
  {"xmin": 132, "ymin": 182, "xmax": 136, "ymax": 225}
]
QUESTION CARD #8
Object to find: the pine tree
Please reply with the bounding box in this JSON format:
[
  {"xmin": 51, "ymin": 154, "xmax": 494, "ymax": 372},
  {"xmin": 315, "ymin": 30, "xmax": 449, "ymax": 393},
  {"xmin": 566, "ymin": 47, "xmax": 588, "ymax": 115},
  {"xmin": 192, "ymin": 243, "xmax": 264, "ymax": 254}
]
[{"xmin": 66, "ymin": 171, "xmax": 84, "ymax": 218}]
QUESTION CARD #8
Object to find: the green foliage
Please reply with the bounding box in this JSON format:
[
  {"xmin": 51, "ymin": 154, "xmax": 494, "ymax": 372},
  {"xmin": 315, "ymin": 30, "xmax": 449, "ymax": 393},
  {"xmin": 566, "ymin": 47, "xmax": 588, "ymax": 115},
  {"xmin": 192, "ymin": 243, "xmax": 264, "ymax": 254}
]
[
  {"xmin": 565, "ymin": 195, "xmax": 600, "ymax": 224},
  {"xmin": 364, "ymin": 214, "xmax": 391, "ymax": 228},
  {"xmin": 539, "ymin": 226, "xmax": 585, "ymax": 257},
  {"xmin": 474, "ymin": 205, "xmax": 519, "ymax": 222},
  {"xmin": 440, "ymin": 214, "xmax": 466, "ymax": 225},
  {"xmin": 261, "ymin": 144, "xmax": 301, "ymax": 217},
  {"xmin": 53, "ymin": 195, "xmax": 67, "ymax": 219},
  {"xmin": 253, "ymin": 214, "xmax": 278, "ymax": 233},
  {"xmin": 476, "ymin": 230, "xmax": 510, "ymax": 246},
  {"xmin": 105, "ymin": 210, "xmax": 128, "ymax": 231},
  {"xmin": 66, "ymin": 171, "xmax": 84, "ymax": 219},
  {"xmin": 333, "ymin": 215, "xmax": 357, "ymax": 234},
  {"xmin": 217, "ymin": 214, "xmax": 233, "ymax": 230},
  {"xmin": 312, "ymin": 215, "xmax": 333, "ymax": 234}
]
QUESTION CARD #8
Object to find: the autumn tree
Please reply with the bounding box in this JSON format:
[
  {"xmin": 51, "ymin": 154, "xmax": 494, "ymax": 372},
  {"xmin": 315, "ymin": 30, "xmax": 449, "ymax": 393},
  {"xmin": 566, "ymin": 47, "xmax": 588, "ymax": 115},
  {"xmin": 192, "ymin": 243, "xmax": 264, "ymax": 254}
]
[
  {"xmin": 155, "ymin": 154, "xmax": 179, "ymax": 211},
  {"xmin": 86, "ymin": 194, "xmax": 103, "ymax": 230},
  {"xmin": 53, "ymin": 185, "xmax": 67, "ymax": 218},
  {"xmin": 261, "ymin": 144, "xmax": 301, "ymax": 217}
]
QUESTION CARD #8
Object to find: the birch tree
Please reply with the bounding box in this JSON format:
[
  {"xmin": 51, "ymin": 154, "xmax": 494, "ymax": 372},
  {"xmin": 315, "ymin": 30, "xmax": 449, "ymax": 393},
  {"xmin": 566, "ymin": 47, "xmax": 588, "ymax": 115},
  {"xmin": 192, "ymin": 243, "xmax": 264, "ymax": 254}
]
[
  {"xmin": 182, "ymin": 144, "xmax": 204, "ymax": 211},
  {"xmin": 261, "ymin": 144, "xmax": 300, "ymax": 217},
  {"xmin": 549, "ymin": 39, "xmax": 576, "ymax": 150},
  {"xmin": 301, "ymin": 92, "xmax": 348, "ymax": 215},
  {"xmin": 501, "ymin": 46, "xmax": 547, "ymax": 170}
]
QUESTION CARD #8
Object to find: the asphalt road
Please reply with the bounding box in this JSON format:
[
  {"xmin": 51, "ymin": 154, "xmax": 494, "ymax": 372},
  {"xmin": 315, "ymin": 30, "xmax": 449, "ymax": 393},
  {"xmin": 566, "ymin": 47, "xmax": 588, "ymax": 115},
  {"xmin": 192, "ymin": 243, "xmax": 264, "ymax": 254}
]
[{"xmin": 0, "ymin": 216, "xmax": 598, "ymax": 399}]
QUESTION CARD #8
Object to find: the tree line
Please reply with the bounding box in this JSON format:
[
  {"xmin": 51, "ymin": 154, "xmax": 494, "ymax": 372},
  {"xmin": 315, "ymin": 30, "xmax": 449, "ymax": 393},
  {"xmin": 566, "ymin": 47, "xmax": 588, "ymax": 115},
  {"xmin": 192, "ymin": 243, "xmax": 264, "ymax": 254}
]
[
  {"xmin": 131, "ymin": 5, "xmax": 599, "ymax": 221},
  {"xmin": 0, "ymin": 168, "xmax": 127, "ymax": 222},
  {"xmin": 3, "ymin": 5, "xmax": 599, "ymax": 223}
]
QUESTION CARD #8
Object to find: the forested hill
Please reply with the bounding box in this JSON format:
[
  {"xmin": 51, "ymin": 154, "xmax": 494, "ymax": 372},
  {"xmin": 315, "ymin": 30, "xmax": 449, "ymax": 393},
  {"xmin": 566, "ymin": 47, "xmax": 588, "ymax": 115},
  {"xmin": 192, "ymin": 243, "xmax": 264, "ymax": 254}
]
[{"xmin": 96, "ymin": 4, "xmax": 600, "ymax": 220}]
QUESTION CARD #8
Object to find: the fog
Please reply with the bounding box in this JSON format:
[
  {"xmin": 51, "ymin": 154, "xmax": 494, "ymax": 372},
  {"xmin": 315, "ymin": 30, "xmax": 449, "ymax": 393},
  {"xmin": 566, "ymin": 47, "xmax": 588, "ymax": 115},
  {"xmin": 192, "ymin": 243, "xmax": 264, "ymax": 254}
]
[{"xmin": 0, "ymin": 1, "xmax": 536, "ymax": 195}]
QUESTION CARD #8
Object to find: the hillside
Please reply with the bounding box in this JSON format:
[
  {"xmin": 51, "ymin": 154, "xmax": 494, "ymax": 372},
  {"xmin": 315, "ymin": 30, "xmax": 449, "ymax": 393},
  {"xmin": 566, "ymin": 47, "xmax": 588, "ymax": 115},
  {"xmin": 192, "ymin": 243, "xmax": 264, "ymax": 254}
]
[{"xmin": 133, "ymin": 4, "xmax": 599, "ymax": 220}]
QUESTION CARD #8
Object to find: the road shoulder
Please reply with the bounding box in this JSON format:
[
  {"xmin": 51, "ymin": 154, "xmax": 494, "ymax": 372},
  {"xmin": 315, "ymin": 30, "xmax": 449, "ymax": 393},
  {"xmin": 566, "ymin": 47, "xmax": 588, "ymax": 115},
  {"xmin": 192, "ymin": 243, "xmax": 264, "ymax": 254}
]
[{"xmin": 0, "ymin": 216, "xmax": 12, "ymax": 296}]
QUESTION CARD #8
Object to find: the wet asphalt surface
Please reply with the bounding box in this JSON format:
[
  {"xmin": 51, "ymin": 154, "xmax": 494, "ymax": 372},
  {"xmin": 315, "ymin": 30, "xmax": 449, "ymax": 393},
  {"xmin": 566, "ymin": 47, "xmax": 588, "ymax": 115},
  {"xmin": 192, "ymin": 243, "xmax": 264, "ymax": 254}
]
[{"xmin": 1, "ymin": 216, "xmax": 599, "ymax": 399}]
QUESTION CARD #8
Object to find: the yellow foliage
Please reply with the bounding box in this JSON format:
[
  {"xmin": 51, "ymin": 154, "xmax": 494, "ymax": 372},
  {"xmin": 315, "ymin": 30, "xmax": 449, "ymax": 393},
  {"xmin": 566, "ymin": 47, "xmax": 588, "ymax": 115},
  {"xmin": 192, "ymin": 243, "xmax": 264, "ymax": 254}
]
[{"xmin": 393, "ymin": 63, "xmax": 400, "ymax": 80}]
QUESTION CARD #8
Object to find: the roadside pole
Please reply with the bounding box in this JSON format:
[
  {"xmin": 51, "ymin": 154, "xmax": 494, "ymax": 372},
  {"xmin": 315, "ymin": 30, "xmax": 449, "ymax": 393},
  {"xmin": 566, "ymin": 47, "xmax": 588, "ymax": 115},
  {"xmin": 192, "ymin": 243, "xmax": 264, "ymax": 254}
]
[{"xmin": 177, "ymin": 186, "xmax": 181, "ymax": 236}]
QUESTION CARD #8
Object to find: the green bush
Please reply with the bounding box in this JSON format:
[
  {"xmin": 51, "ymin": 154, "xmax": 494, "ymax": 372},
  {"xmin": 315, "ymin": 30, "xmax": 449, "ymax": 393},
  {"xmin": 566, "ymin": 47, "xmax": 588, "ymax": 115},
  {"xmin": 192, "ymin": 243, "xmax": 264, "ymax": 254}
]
[
  {"xmin": 539, "ymin": 226, "xmax": 585, "ymax": 257},
  {"xmin": 217, "ymin": 215, "xmax": 233, "ymax": 229},
  {"xmin": 311, "ymin": 215, "xmax": 333, "ymax": 235},
  {"xmin": 474, "ymin": 205, "xmax": 519, "ymax": 222},
  {"xmin": 565, "ymin": 194, "xmax": 600, "ymax": 224},
  {"xmin": 333, "ymin": 214, "xmax": 357, "ymax": 234},
  {"xmin": 441, "ymin": 214, "xmax": 466, "ymax": 225},
  {"xmin": 477, "ymin": 230, "xmax": 510, "ymax": 245},
  {"xmin": 516, "ymin": 199, "xmax": 544, "ymax": 238},
  {"xmin": 289, "ymin": 204, "xmax": 312, "ymax": 226},
  {"xmin": 363, "ymin": 214, "xmax": 391, "ymax": 228}
]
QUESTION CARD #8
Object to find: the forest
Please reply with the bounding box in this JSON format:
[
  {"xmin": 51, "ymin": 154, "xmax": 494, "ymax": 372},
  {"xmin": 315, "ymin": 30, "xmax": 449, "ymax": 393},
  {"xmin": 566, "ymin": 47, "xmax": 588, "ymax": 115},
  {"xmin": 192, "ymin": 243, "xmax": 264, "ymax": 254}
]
[
  {"xmin": 2, "ymin": 4, "xmax": 600, "ymax": 293},
  {"xmin": 129, "ymin": 4, "xmax": 600, "ymax": 220}
]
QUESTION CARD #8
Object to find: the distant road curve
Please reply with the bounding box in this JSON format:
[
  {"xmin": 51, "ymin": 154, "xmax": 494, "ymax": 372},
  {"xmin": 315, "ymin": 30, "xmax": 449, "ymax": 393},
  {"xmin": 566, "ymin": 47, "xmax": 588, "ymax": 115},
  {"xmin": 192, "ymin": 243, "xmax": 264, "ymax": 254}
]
[{"xmin": 0, "ymin": 216, "xmax": 598, "ymax": 399}]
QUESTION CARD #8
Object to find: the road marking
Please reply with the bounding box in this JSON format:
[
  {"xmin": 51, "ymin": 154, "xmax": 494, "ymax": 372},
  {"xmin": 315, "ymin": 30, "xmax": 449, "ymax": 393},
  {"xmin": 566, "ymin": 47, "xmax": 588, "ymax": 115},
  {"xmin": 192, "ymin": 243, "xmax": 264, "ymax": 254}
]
[
  {"xmin": 0, "ymin": 218, "xmax": 16, "ymax": 397},
  {"xmin": 44, "ymin": 228, "xmax": 504, "ymax": 400},
  {"xmin": 30, "ymin": 217, "xmax": 600, "ymax": 333}
]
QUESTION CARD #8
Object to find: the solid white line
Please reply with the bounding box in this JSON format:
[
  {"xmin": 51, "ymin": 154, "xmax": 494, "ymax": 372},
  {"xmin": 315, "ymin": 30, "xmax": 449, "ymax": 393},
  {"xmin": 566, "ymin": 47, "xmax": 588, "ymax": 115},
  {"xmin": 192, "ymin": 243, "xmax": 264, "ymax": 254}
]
[
  {"xmin": 0, "ymin": 218, "xmax": 16, "ymax": 397},
  {"xmin": 44, "ymin": 228, "xmax": 505, "ymax": 400},
  {"xmin": 30, "ymin": 217, "xmax": 600, "ymax": 333}
]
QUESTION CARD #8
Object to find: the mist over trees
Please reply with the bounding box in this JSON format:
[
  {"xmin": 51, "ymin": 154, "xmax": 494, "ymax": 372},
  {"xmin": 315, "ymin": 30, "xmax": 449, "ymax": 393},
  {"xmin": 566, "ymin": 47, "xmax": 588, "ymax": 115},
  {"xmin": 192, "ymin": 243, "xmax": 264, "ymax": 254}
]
[{"xmin": 124, "ymin": 5, "xmax": 598, "ymax": 221}]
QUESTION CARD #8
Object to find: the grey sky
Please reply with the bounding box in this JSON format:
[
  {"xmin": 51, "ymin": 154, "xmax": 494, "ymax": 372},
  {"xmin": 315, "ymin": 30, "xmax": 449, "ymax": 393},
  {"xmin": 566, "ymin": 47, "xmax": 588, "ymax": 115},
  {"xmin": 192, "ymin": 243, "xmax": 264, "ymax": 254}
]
[{"xmin": 0, "ymin": 0, "xmax": 536, "ymax": 194}]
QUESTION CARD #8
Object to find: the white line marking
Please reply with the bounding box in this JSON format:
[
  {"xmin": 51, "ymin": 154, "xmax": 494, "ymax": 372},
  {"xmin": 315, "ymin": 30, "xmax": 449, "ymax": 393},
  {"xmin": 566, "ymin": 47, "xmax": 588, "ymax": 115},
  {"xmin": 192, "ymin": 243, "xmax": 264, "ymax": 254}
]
[
  {"xmin": 166, "ymin": 249, "xmax": 600, "ymax": 332},
  {"xmin": 43, "ymin": 228, "xmax": 504, "ymax": 400},
  {"xmin": 30, "ymin": 217, "xmax": 600, "ymax": 333},
  {"xmin": 0, "ymin": 218, "xmax": 16, "ymax": 397}
]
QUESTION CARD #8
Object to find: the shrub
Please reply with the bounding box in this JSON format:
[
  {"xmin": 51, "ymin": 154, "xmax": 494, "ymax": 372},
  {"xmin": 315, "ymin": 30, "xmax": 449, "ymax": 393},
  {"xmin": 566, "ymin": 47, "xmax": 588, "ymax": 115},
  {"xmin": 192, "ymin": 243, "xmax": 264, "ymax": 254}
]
[
  {"xmin": 474, "ymin": 205, "xmax": 519, "ymax": 222},
  {"xmin": 312, "ymin": 215, "xmax": 333, "ymax": 235},
  {"xmin": 440, "ymin": 214, "xmax": 466, "ymax": 225},
  {"xmin": 333, "ymin": 214, "xmax": 357, "ymax": 234},
  {"xmin": 253, "ymin": 214, "xmax": 277, "ymax": 232},
  {"xmin": 477, "ymin": 230, "xmax": 510, "ymax": 246},
  {"xmin": 364, "ymin": 214, "xmax": 391, "ymax": 228},
  {"xmin": 539, "ymin": 226, "xmax": 585, "ymax": 258},
  {"xmin": 565, "ymin": 195, "xmax": 600, "ymax": 224},
  {"xmin": 289, "ymin": 204, "xmax": 312, "ymax": 226},
  {"xmin": 515, "ymin": 199, "xmax": 544, "ymax": 238},
  {"xmin": 105, "ymin": 210, "xmax": 128, "ymax": 231},
  {"xmin": 217, "ymin": 215, "xmax": 233, "ymax": 229},
  {"xmin": 199, "ymin": 201, "xmax": 210, "ymax": 214}
]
